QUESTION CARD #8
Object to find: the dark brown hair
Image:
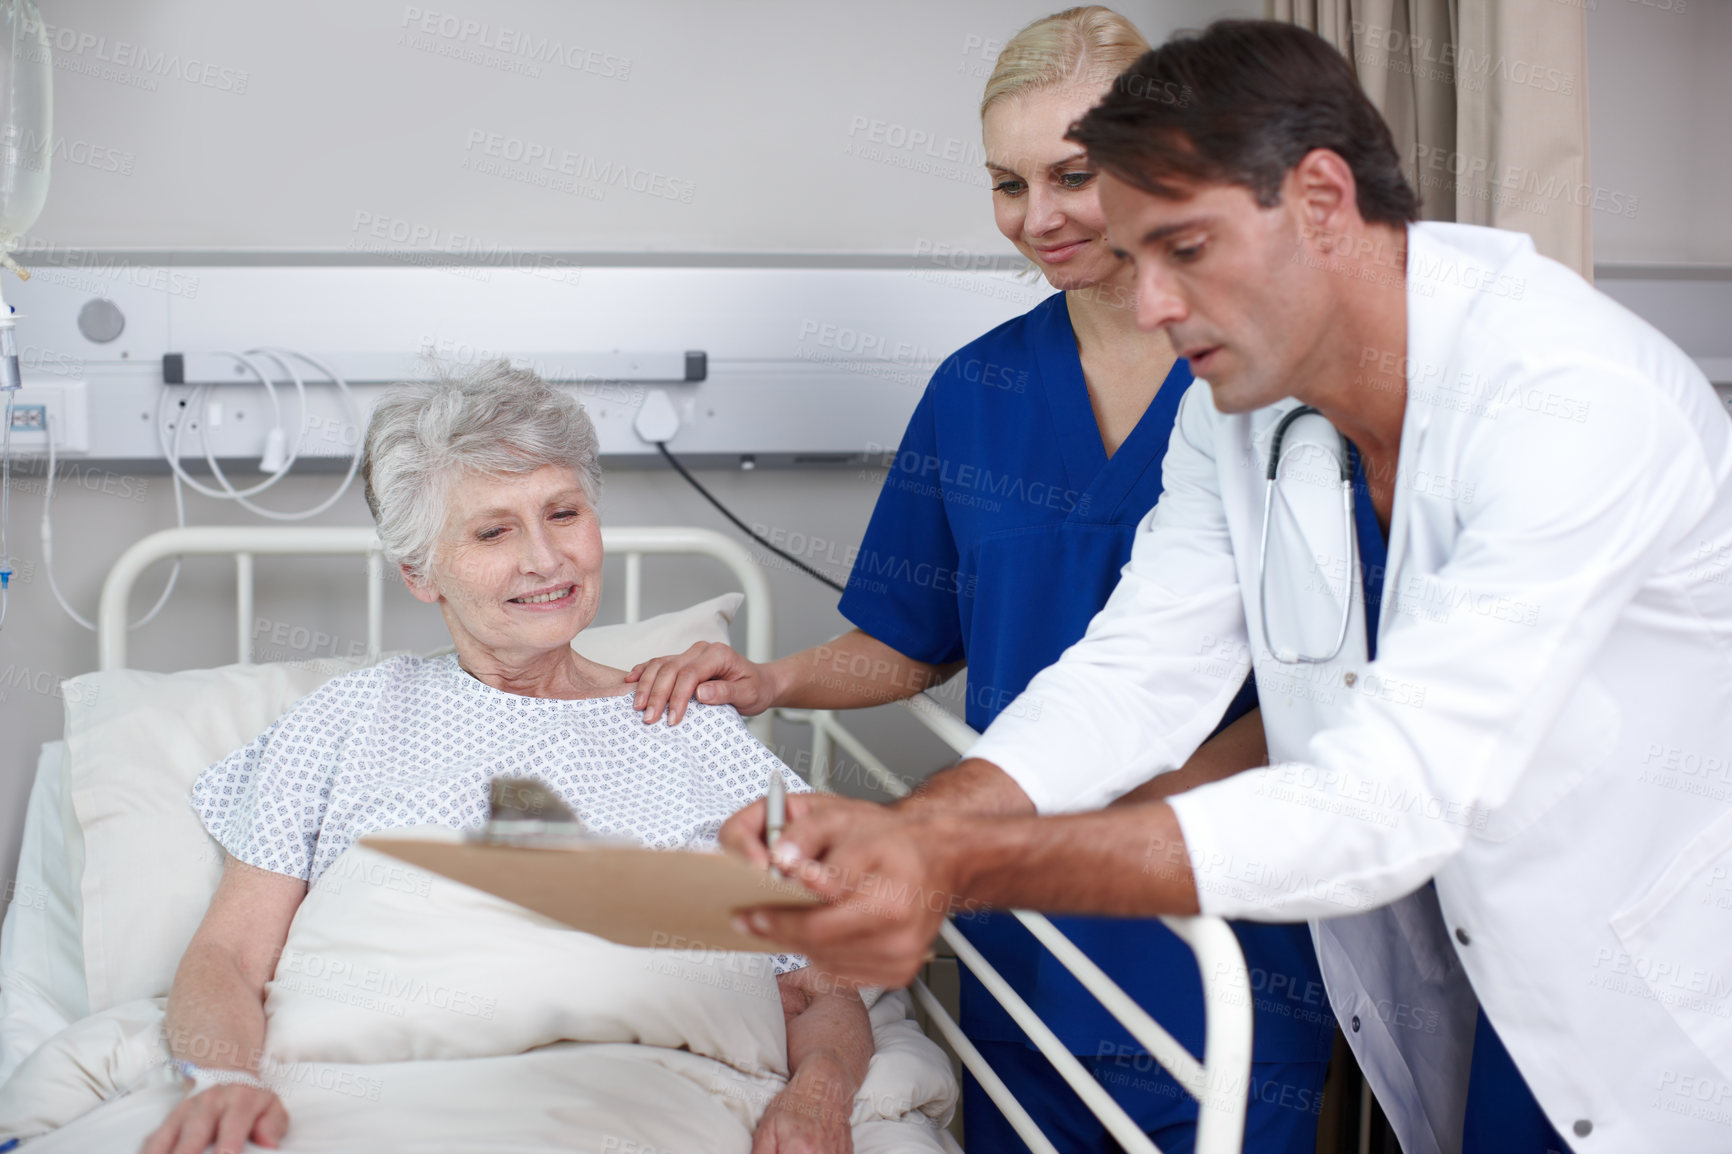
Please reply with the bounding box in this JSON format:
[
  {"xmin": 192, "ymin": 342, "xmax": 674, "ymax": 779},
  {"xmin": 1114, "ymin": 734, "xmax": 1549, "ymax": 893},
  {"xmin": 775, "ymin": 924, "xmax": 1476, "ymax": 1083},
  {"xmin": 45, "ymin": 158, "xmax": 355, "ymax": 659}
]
[{"xmin": 1067, "ymin": 20, "xmax": 1419, "ymax": 227}]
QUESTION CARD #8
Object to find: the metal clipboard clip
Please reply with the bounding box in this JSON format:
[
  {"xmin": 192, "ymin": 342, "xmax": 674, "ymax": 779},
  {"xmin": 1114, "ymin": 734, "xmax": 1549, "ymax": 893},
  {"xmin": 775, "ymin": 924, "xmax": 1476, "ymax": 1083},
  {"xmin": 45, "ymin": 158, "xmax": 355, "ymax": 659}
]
[{"xmin": 470, "ymin": 776, "xmax": 633, "ymax": 849}]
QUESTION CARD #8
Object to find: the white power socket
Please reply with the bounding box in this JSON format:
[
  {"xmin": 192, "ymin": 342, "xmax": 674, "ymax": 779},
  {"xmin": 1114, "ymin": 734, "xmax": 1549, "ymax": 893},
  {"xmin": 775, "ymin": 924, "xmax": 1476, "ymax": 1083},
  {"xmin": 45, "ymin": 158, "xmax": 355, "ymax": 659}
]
[
  {"xmin": 4, "ymin": 381, "xmax": 90, "ymax": 453},
  {"xmin": 633, "ymin": 388, "xmax": 682, "ymax": 445}
]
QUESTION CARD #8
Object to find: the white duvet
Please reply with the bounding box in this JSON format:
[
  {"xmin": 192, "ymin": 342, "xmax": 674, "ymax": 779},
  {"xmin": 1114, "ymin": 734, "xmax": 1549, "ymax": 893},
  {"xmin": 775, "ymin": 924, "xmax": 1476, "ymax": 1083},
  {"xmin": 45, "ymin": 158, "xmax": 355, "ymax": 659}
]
[{"xmin": 0, "ymin": 840, "xmax": 957, "ymax": 1152}]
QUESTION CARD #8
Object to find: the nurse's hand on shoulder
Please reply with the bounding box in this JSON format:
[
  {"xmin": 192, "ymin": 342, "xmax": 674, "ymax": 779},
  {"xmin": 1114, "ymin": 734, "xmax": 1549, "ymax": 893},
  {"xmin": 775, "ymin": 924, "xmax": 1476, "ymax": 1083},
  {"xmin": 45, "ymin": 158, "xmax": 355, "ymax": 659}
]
[
  {"xmin": 626, "ymin": 641, "xmax": 776, "ymax": 726},
  {"xmin": 724, "ymin": 794, "xmax": 964, "ymax": 989}
]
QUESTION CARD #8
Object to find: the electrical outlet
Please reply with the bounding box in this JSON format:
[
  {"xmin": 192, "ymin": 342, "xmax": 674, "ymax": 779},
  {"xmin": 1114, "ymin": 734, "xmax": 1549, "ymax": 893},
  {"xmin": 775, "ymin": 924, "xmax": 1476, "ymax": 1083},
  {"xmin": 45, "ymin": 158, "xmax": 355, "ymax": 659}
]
[{"xmin": 1, "ymin": 383, "xmax": 89, "ymax": 453}]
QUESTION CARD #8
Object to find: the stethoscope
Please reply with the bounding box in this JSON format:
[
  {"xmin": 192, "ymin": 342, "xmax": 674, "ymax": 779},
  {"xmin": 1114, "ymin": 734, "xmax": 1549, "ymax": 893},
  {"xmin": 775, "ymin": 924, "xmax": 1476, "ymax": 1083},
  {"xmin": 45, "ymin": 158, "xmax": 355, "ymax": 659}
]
[{"xmin": 1257, "ymin": 405, "xmax": 1357, "ymax": 665}]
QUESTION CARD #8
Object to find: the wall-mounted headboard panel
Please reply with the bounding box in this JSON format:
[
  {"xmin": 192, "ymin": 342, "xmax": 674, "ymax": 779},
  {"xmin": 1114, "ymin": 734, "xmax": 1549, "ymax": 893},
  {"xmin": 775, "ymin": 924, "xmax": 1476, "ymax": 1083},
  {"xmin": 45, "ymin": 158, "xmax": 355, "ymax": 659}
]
[{"xmin": 4, "ymin": 262, "xmax": 1044, "ymax": 464}]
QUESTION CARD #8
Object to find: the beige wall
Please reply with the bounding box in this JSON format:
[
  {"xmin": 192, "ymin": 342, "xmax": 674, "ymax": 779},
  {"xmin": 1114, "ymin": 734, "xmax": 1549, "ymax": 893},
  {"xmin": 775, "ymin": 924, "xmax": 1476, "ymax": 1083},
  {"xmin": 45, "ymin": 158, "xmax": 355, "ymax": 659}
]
[
  {"xmin": 25, "ymin": 0, "xmax": 1241, "ymax": 255},
  {"xmin": 1586, "ymin": 0, "xmax": 1732, "ymax": 267}
]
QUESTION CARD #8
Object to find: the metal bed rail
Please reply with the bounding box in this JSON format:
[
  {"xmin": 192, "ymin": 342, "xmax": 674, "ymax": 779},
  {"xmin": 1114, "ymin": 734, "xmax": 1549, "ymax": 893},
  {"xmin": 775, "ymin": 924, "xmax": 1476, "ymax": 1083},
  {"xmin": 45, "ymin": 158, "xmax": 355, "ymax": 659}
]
[
  {"xmin": 778, "ymin": 702, "xmax": 1254, "ymax": 1154},
  {"xmin": 95, "ymin": 524, "xmax": 777, "ymax": 739}
]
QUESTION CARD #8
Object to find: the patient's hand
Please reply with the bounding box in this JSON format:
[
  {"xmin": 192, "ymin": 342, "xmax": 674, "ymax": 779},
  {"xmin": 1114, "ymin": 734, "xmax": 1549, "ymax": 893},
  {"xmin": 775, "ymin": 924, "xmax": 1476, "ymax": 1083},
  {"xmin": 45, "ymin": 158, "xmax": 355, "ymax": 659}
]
[
  {"xmin": 141, "ymin": 1083, "xmax": 287, "ymax": 1154},
  {"xmin": 150, "ymin": 855, "xmax": 304, "ymax": 1154},
  {"xmin": 753, "ymin": 1057, "xmax": 856, "ymax": 1154},
  {"xmin": 756, "ymin": 963, "xmax": 869, "ymax": 1154}
]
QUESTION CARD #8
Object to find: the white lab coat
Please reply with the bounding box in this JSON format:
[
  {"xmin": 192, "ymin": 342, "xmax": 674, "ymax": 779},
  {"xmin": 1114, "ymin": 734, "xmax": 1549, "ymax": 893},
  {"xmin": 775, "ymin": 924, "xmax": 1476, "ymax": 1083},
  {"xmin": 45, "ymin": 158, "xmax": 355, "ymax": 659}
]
[{"xmin": 969, "ymin": 222, "xmax": 1732, "ymax": 1154}]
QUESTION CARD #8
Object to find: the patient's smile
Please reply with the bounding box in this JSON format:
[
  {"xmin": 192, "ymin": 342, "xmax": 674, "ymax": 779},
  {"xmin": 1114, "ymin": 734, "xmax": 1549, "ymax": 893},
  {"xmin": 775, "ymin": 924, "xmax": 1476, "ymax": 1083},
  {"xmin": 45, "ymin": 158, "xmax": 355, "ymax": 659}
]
[{"xmin": 509, "ymin": 584, "xmax": 577, "ymax": 606}]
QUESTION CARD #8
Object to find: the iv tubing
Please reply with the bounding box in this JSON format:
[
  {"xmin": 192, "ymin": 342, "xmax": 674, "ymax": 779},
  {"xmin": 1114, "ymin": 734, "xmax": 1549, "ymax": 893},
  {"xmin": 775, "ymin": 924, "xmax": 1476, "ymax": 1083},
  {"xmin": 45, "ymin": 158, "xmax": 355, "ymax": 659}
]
[
  {"xmin": 0, "ymin": 280, "xmax": 16, "ymax": 631},
  {"xmin": 0, "ymin": 388, "xmax": 13, "ymax": 631},
  {"xmin": 42, "ymin": 410, "xmax": 186, "ymax": 632}
]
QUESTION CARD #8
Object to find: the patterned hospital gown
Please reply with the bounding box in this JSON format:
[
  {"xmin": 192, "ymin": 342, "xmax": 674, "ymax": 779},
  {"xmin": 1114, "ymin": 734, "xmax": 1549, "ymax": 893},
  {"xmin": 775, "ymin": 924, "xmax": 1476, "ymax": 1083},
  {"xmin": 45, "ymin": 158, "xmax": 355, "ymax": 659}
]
[{"xmin": 191, "ymin": 652, "xmax": 810, "ymax": 972}]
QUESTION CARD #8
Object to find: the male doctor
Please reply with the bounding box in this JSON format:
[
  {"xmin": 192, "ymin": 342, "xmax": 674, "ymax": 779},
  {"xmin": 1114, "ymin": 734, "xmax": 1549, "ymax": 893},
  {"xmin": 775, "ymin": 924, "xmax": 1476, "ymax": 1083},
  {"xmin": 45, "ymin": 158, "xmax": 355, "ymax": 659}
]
[{"xmin": 726, "ymin": 19, "xmax": 1732, "ymax": 1154}]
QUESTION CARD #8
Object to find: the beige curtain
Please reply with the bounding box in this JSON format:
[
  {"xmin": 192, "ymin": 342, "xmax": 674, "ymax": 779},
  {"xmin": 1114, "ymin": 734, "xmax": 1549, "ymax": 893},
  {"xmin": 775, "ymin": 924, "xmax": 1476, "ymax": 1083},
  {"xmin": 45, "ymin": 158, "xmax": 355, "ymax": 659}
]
[{"xmin": 1271, "ymin": 0, "xmax": 1593, "ymax": 278}]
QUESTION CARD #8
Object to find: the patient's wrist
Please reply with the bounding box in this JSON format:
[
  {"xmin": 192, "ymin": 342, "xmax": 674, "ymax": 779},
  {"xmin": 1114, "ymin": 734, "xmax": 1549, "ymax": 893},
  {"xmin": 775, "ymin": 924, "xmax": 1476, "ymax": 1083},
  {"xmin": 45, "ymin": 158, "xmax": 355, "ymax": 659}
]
[
  {"xmin": 784, "ymin": 1052, "xmax": 858, "ymax": 1111},
  {"xmin": 172, "ymin": 1058, "xmax": 272, "ymax": 1096}
]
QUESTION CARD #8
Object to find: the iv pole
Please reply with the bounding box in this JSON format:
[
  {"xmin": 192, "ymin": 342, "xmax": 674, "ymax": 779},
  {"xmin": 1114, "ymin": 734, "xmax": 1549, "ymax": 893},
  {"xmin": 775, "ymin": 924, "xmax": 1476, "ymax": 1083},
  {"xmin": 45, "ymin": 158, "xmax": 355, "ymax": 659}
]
[{"xmin": 0, "ymin": 0, "xmax": 51, "ymax": 630}]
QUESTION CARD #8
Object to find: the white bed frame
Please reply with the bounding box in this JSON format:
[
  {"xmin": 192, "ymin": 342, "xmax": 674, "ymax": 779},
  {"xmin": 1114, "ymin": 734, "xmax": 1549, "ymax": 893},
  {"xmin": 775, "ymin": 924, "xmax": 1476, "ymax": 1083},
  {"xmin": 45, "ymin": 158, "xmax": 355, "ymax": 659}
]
[{"xmin": 95, "ymin": 525, "xmax": 1254, "ymax": 1154}]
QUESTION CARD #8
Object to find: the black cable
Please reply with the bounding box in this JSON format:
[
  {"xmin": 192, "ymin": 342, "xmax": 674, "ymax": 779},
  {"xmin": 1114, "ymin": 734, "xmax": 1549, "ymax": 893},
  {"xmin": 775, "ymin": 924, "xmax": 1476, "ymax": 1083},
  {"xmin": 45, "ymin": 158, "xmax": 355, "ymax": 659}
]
[{"xmin": 655, "ymin": 442, "xmax": 847, "ymax": 594}]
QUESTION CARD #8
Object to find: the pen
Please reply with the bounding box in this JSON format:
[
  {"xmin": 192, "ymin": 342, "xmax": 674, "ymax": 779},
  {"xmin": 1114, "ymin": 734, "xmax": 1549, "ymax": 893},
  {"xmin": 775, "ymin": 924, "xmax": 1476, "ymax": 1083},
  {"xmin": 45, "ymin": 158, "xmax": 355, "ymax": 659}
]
[{"xmin": 766, "ymin": 766, "xmax": 786, "ymax": 879}]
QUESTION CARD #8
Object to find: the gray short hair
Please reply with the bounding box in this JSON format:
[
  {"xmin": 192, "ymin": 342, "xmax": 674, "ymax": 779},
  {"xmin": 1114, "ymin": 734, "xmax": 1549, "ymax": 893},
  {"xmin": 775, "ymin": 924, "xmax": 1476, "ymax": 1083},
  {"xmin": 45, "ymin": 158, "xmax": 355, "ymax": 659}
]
[{"xmin": 362, "ymin": 360, "xmax": 603, "ymax": 580}]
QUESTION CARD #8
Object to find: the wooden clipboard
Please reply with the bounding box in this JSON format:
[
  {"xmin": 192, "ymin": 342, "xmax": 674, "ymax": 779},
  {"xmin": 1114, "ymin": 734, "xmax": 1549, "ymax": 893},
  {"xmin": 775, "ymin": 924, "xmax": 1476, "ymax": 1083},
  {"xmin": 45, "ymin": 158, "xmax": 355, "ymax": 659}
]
[{"xmin": 362, "ymin": 834, "xmax": 821, "ymax": 953}]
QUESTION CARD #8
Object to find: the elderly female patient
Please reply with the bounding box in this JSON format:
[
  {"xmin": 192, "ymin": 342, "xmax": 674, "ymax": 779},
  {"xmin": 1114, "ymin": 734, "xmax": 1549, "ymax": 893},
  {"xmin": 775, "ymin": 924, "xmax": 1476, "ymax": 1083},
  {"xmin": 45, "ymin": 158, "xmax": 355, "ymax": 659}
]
[{"xmin": 143, "ymin": 364, "xmax": 869, "ymax": 1154}]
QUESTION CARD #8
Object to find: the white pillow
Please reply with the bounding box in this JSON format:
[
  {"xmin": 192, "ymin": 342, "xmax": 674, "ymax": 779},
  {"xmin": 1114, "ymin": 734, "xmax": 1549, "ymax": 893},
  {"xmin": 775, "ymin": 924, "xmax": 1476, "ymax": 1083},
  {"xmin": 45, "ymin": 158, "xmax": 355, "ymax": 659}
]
[
  {"xmin": 0, "ymin": 741, "xmax": 86, "ymax": 1085},
  {"xmin": 63, "ymin": 657, "xmax": 378, "ymax": 1014},
  {"xmin": 264, "ymin": 835, "xmax": 787, "ymax": 1078},
  {"xmin": 574, "ymin": 592, "xmax": 744, "ymax": 670},
  {"xmin": 52, "ymin": 594, "xmax": 744, "ymax": 1019}
]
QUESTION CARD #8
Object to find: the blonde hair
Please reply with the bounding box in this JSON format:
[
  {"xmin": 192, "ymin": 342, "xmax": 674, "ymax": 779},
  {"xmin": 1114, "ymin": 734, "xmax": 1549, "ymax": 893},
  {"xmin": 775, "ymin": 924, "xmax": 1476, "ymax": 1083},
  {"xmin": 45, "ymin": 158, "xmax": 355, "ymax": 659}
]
[{"xmin": 980, "ymin": 6, "xmax": 1150, "ymax": 120}]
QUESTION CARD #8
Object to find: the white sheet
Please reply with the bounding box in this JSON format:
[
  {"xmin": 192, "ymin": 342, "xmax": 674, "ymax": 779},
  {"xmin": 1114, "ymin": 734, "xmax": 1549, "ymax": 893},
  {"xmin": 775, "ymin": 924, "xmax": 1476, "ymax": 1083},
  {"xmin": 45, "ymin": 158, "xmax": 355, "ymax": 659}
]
[
  {"xmin": 0, "ymin": 994, "xmax": 953, "ymax": 1153},
  {"xmin": 0, "ymin": 841, "xmax": 957, "ymax": 1150}
]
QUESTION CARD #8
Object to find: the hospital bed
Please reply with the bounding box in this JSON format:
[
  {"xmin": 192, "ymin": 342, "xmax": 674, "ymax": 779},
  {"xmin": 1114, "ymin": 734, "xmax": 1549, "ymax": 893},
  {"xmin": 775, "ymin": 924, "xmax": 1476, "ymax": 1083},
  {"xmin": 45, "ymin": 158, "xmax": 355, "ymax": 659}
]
[{"xmin": 0, "ymin": 523, "xmax": 1254, "ymax": 1154}]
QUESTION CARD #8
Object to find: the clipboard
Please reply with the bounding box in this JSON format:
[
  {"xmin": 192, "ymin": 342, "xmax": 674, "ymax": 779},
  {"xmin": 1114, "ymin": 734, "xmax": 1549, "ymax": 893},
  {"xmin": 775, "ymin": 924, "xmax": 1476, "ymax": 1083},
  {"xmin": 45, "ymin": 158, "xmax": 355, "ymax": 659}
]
[{"xmin": 362, "ymin": 834, "xmax": 821, "ymax": 953}]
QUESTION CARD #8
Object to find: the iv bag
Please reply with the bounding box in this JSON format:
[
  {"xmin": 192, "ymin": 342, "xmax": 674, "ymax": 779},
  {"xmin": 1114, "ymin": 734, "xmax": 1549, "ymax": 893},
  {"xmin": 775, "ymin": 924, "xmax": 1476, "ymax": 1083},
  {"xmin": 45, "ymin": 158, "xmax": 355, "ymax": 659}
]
[{"xmin": 0, "ymin": 0, "xmax": 49, "ymax": 264}]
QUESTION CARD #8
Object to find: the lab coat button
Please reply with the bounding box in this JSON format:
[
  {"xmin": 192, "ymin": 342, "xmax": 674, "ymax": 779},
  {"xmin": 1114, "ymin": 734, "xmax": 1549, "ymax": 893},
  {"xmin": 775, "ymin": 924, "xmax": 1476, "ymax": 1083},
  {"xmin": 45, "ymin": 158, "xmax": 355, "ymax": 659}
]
[
  {"xmin": 1455, "ymin": 927, "xmax": 1471, "ymax": 945},
  {"xmin": 1344, "ymin": 671, "xmax": 1357, "ymax": 687},
  {"xmin": 1350, "ymin": 1015, "xmax": 1361, "ymax": 1032},
  {"xmin": 1573, "ymin": 1120, "xmax": 1592, "ymax": 1138}
]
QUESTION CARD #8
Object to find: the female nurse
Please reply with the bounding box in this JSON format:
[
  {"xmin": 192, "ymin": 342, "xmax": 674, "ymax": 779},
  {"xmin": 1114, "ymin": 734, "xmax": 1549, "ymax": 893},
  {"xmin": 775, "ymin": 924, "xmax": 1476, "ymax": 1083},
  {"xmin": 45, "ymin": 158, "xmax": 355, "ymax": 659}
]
[{"xmin": 629, "ymin": 8, "xmax": 1332, "ymax": 1152}]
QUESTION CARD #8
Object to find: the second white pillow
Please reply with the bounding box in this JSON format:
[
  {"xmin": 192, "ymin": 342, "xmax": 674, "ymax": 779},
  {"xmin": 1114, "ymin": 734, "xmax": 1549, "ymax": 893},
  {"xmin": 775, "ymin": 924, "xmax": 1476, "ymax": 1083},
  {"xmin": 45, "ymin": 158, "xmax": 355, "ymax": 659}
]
[{"xmin": 264, "ymin": 834, "xmax": 790, "ymax": 1080}]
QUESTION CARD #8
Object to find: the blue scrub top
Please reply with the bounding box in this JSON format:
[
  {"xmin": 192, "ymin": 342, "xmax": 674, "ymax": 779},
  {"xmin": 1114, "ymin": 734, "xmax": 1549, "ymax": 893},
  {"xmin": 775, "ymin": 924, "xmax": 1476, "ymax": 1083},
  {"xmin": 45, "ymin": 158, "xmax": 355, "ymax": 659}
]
[
  {"xmin": 1349, "ymin": 445, "xmax": 1388, "ymax": 660},
  {"xmin": 839, "ymin": 293, "xmax": 1333, "ymax": 1062}
]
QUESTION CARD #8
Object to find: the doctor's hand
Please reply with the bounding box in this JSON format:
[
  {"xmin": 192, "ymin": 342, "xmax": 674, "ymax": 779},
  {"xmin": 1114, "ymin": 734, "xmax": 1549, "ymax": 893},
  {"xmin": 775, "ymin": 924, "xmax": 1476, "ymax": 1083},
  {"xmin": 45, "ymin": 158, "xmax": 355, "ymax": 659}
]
[
  {"xmin": 724, "ymin": 795, "xmax": 973, "ymax": 989},
  {"xmin": 141, "ymin": 1083, "xmax": 287, "ymax": 1154},
  {"xmin": 626, "ymin": 641, "xmax": 778, "ymax": 726}
]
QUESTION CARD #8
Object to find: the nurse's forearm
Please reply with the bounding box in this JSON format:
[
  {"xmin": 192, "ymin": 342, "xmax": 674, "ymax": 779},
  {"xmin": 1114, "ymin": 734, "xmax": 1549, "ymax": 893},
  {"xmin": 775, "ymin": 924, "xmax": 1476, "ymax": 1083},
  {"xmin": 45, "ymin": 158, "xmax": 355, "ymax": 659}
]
[
  {"xmin": 937, "ymin": 802, "xmax": 1200, "ymax": 917},
  {"xmin": 1111, "ymin": 707, "xmax": 1267, "ymax": 806},
  {"xmin": 765, "ymin": 628, "xmax": 962, "ymax": 711}
]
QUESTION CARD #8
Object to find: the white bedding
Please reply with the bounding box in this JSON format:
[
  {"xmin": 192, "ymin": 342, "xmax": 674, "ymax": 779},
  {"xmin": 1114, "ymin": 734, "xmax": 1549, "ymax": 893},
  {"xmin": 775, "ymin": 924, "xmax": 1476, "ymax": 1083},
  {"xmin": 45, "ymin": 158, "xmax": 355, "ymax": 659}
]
[
  {"xmin": 0, "ymin": 997, "xmax": 951, "ymax": 1154},
  {"xmin": 0, "ymin": 841, "xmax": 957, "ymax": 1151}
]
